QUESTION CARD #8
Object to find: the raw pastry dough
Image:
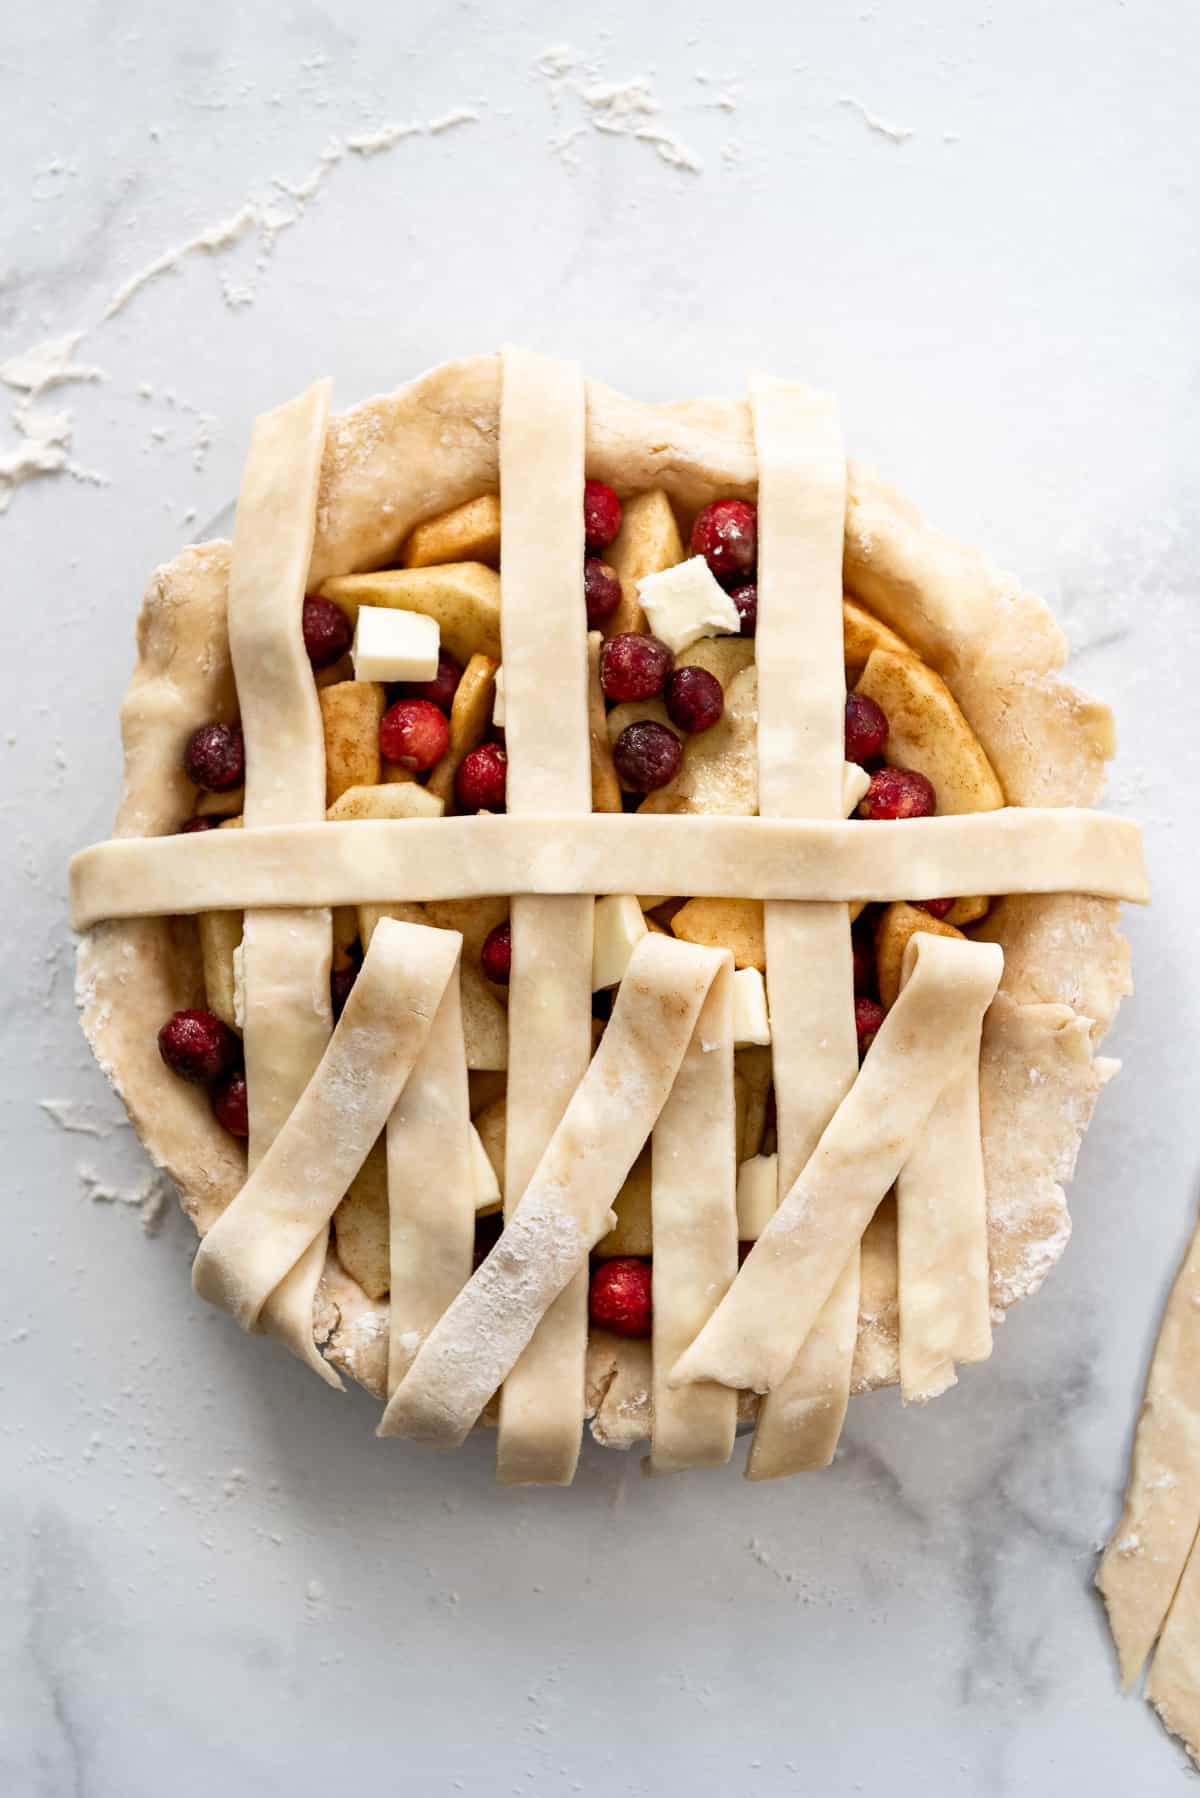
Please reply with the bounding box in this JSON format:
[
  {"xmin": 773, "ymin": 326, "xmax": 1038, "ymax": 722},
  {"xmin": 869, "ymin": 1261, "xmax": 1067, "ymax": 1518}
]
[
  {"xmin": 494, "ymin": 348, "xmax": 594, "ymax": 1486},
  {"xmin": 380, "ymin": 936, "xmax": 729, "ymax": 1447},
  {"xmin": 193, "ymin": 919, "xmax": 462, "ymax": 1330},
  {"xmin": 69, "ymin": 807, "xmax": 1149, "ymax": 929},
  {"xmin": 670, "ymin": 935, "xmax": 1004, "ymax": 1395}
]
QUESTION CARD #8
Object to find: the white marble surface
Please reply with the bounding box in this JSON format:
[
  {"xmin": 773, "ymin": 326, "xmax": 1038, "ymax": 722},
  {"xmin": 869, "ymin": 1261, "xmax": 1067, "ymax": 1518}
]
[{"xmin": 2, "ymin": 2, "xmax": 1197, "ymax": 1792}]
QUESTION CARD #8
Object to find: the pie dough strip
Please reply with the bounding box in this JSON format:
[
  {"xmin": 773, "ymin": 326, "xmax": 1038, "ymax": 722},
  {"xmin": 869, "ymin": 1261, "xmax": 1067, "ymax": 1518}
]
[
  {"xmin": 69, "ymin": 807, "xmax": 1150, "ymax": 929},
  {"xmin": 1097, "ymin": 1208, "xmax": 1200, "ymax": 1687},
  {"xmin": 379, "ymin": 936, "xmax": 728, "ymax": 1448},
  {"xmin": 896, "ymin": 992, "xmax": 993, "ymax": 1404},
  {"xmin": 385, "ymin": 969, "xmax": 475, "ymax": 1391},
  {"xmin": 646, "ymin": 956, "xmax": 738, "ymax": 1475},
  {"xmin": 495, "ymin": 347, "xmax": 594, "ymax": 1486},
  {"xmin": 748, "ymin": 376, "xmax": 861, "ymax": 1479},
  {"xmin": 193, "ymin": 919, "xmax": 461, "ymax": 1329},
  {"xmin": 225, "ymin": 379, "xmax": 337, "ymax": 1385},
  {"xmin": 670, "ymin": 935, "xmax": 1004, "ymax": 1395}
]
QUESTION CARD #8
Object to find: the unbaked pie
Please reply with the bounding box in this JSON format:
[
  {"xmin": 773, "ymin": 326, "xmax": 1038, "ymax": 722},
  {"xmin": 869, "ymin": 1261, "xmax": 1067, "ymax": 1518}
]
[{"xmin": 70, "ymin": 350, "xmax": 1148, "ymax": 1485}]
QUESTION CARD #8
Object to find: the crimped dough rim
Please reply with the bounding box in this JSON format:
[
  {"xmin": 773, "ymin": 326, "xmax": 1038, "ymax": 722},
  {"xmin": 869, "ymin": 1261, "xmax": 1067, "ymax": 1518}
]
[{"xmin": 75, "ymin": 353, "xmax": 1133, "ymax": 1419}]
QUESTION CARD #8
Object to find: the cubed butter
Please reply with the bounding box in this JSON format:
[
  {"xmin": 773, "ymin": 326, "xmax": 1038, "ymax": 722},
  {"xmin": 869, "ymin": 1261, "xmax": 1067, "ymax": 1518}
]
[
  {"xmin": 352, "ymin": 605, "xmax": 439, "ymax": 683},
  {"xmin": 733, "ymin": 966, "xmax": 771, "ymax": 1046},
  {"xmin": 842, "ymin": 761, "xmax": 871, "ymax": 816},
  {"xmin": 592, "ymin": 894, "xmax": 648, "ymax": 991},
  {"xmin": 736, "ymin": 1153, "xmax": 778, "ymax": 1240},
  {"xmin": 469, "ymin": 1122, "xmax": 501, "ymax": 1212},
  {"xmin": 636, "ymin": 555, "xmax": 741, "ymax": 655},
  {"xmin": 492, "ymin": 664, "xmax": 505, "ymax": 728}
]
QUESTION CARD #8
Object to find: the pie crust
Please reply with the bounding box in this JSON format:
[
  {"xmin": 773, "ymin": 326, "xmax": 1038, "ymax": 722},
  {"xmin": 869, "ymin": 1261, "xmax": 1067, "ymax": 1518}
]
[{"xmin": 73, "ymin": 352, "xmax": 1144, "ymax": 1482}]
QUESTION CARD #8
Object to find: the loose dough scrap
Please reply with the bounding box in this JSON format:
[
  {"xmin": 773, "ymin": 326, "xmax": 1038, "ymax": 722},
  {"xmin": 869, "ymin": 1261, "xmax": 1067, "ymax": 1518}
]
[
  {"xmin": 494, "ymin": 347, "xmax": 594, "ymax": 1487},
  {"xmin": 1098, "ymin": 1209, "xmax": 1200, "ymax": 1691},
  {"xmin": 671, "ymin": 935, "xmax": 1004, "ymax": 1396},
  {"xmin": 224, "ymin": 378, "xmax": 337, "ymax": 1385},
  {"xmin": 746, "ymin": 374, "xmax": 859, "ymax": 1481},
  {"xmin": 379, "ymin": 935, "xmax": 730, "ymax": 1448},
  {"xmin": 193, "ymin": 919, "xmax": 461, "ymax": 1330}
]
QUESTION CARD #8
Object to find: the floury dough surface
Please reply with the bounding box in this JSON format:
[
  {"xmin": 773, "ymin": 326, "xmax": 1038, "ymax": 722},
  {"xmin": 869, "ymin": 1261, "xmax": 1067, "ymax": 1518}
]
[{"xmin": 3, "ymin": 2, "xmax": 1197, "ymax": 1794}]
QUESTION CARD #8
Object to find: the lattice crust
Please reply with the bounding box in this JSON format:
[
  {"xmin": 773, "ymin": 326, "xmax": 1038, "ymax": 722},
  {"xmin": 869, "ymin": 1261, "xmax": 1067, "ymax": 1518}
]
[{"xmin": 75, "ymin": 354, "xmax": 1141, "ymax": 1473}]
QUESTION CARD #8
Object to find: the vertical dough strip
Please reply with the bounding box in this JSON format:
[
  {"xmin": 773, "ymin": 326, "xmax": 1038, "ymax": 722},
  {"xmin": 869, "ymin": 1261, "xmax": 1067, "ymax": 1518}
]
[{"xmin": 495, "ymin": 347, "xmax": 595, "ymax": 1486}]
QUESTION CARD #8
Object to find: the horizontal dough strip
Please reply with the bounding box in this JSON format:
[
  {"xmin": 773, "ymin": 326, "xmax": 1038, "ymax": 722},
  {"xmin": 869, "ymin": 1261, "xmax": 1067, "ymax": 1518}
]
[{"xmin": 70, "ymin": 808, "xmax": 1149, "ymax": 930}]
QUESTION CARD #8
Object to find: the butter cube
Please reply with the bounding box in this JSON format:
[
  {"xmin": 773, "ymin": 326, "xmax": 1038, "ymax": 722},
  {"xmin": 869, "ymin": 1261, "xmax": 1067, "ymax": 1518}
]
[
  {"xmin": 736, "ymin": 1153, "xmax": 778, "ymax": 1240},
  {"xmin": 352, "ymin": 605, "xmax": 439, "ymax": 683},
  {"xmin": 469, "ymin": 1122, "xmax": 501, "ymax": 1213},
  {"xmin": 733, "ymin": 966, "xmax": 771, "ymax": 1046},
  {"xmin": 636, "ymin": 555, "xmax": 741, "ymax": 655},
  {"xmin": 592, "ymin": 894, "xmax": 648, "ymax": 991}
]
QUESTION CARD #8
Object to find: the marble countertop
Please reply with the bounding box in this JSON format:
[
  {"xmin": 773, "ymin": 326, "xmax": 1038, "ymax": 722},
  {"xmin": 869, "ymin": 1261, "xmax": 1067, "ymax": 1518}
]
[{"xmin": 3, "ymin": 2, "xmax": 1197, "ymax": 1792}]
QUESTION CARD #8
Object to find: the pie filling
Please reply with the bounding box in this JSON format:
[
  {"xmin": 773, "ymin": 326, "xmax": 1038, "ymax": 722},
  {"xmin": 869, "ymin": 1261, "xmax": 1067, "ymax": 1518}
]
[{"xmin": 71, "ymin": 352, "xmax": 1147, "ymax": 1485}]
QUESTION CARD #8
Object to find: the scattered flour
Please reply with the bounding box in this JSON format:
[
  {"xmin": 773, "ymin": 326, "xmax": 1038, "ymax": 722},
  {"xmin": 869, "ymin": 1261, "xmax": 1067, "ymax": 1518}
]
[
  {"xmin": 79, "ymin": 1161, "xmax": 171, "ymax": 1234},
  {"xmin": 535, "ymin": 47, "xmax": 702, "ymax": 173},
  {"xmin": 839, "ymin": 96, "xmax": 914, "ymax": 143},
  {"xmin": 40, "ymin": 1098, "xmax": 119, "ymax": 1138}
]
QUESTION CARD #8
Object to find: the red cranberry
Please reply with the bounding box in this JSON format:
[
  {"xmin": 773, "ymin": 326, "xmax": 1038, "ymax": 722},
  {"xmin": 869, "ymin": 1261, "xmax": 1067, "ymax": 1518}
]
[
  {"xmin": 179, "ymin": 816, "xmax": 217, "ymax": 834},
  {"xmin": 379, "ymin": 699, "xmax": 450, "ymax": 772},
  {"xmin": 613, "ymin": 720, "xmax": 683, "ymax": 793},
  {"xmin": 588, "ymin": 1257, "xmax": 653, "ymax": 1339},
  {"xmin": 852, "ymin": 933, "xmax": 875, "ymax": 996},
  {"xmin": 480, "ymin": 920, "xmax": 512, "ymax": 985},
  {"xmin": 184, "ymin": 723, "xmax": 244, "ymax": 793},
  {"xmin": 584, "ymin": 480, "xmax": 622, "ymax": 553},
  {"xmin": 399, "ymin": 649, "xmax": 462, "ymax": 713},
  {"xmin": 584, "ymin": 558, "xmax": 622, "ymax": 628},
  {"xmin": 301, "ymin": 595, "xmax": 352, "ymax": 668},
  {"xmin": 665, "ymin": 665, "xmax": 724, "ymax": 734},
  {"xmin": 456, "ymin": 742, "xmax": 507, "ymax": 812},
  {"xmin": 855, "ymin": 996, "xmax": 886, "ymax": 1059},
  {"xmin": 330, "ymin": 962, "xmax": 358, "ymax": 1019},
  {"xmin": 211, "ymin": 1071, "xmax": 249, "ymax": 1138},
  {"xmin": 599, "ymin": 632, "xmax": 674, "ymax": 702},
  {"xmin": 914, "ymin": 897, "xmax": 955, "ymax": 919},
  {"xmin": 730, "ymin": 582, "xmax": 757, "ymax": 636},
  {"xmin": 858, "ymin": 766, "xmax": 937, "ymax": 820},
  {"xmin": 157, "ymin": 1009, "xmax": 239, "ymax": 1085},
  {"xmin": 690, "ymin": 499, "xmax": 757, "ymax": 585},
  {"xmin": 845, "ymin": 693, "xmax": 889, "ymax": 765}
]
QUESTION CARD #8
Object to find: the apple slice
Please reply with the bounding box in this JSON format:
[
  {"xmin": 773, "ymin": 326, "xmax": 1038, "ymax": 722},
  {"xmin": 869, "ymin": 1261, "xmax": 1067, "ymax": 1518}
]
[
  {"xmin": 587, "ymin": 632, "xmax": 622, "ymax": 812},
  {"xmin": 640, "ymin": 663, "xmax": 759, "ymax": 816},
  {"xmin": 945, "ymin": 895, "xmax": 991, "ymax": 927},
  {"xmin": 427, "ymin": 652, "xmax": 498, "ymax": 807},
  {"xmin": 855, "ymin": 647, "xmax": 1004, "ymax": 814},
  {"xmin": 401, "ymin": 493, "xmax": 501, "ymax": 569},
  {"xmin": 472, "ymin": 1096, "xmax": 506, "ymax": 1214},
  {"xmin": 676, "ymin": 635, "xmax": 755, "ymax": 686},
  {"xmin": 593, "ymin": 1144, "xmax": 653, "ymax": 1257},
  {"xmin": 842, "ymin": 595, "xmax": 912, "ymax": 683},
  {"xmin": 606, "ymin": 489, "xmax": 685, "ymax": 636},
  {"xmin": 319, "ymin": 680, "xmax": 385, "ymax": 804},
  {"xmin": 875, "ymin": 901, "xmax": 965, "ymax": 1008},
  {"xmin": 198, "ymin": 908, "xmax": 242, "ymax": 1031},
  {"xmin": 319, "ymin": 564, "xmax": 502, "ymax": 664},
  {"xmin": 333, "ymin": 1137, "xmax": 390, "ymax": 1300},
  {"xmin": 671, "ymin": 896, "xmax": 764, "ymax": 969}
]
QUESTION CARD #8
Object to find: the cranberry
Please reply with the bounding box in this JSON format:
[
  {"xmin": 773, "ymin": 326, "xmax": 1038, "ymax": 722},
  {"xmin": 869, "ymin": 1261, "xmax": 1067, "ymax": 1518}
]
[
  {"xmin": 456, "ymin": 742, "xmax": 507, "ymax": 812},
  {"xmin": 690, "ymin": 499, "xmax": 757, "ymax": 585},
  {"xmin": 211, "ymin": 1071, "xmax": 249, "ymax": 1138},
  {"xmin": 589, "ymin": 1257, "xmax": 653, "ymax": 1339},
  {"xmin": 184, "ymin": 722, "xmax": 244, "ymax": 792},
  {"xmin": 852, "ymin": 932, "xmax": 875, "ymax": 996},
  {"xmin": 584, "ymin": 558, "xmax": 622, "ymax": 628},
  {"xmin": 179, "ymin": 816, "xmax": 217, "ymax": 834},
  {"xmin": 858, "ymin": 766, "xmax": 937, "ymax": 821},
  {"xmin": 914, "ymin": 897, "xmax": 955, "ymax": 919},
  {"xmin": 584, "ymin": 479, "xmax": 622, "ymax": 553},
  {"xmin": 730, "ymin": 582, "xmax": 757, "ymax": 637},
  {"xmin": 400, "ymin": 649, "xmax": 462, "ymax": 713},
  {"xmin": 301, "ymin": 595, "xmax": 352, "ymax": 668},
  {"xmin": 665, "ymin": 665, "xmax": 724, "ymax": 734},
  {"xmin": 157, "ymin": 1008, "xmax": 239, "ymax": 1085},
  {"xmin": 379, "ymin": 698, "xmax": 450, "ymax": 772},
  {"xmin": 599, "ymin": 632, "xmax": 674, "ymax": 702},
  {"xmin": 330, "ymin": 961, "xmax": 358, "ymax": 1019},
  {"xmin": 480, "ymin": 920, "xmax": 511, "ymax": 985},
  {"xmin": 613, "ymin": 720, "xmax": 682, "ymax": 793},
  {"xmin": 855, "ymin": 996, "xmax": 886, "ymax": 1059},
  {"xmin": 845, "ymin": 692, "xmax": 889, "ymax": 765}
]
